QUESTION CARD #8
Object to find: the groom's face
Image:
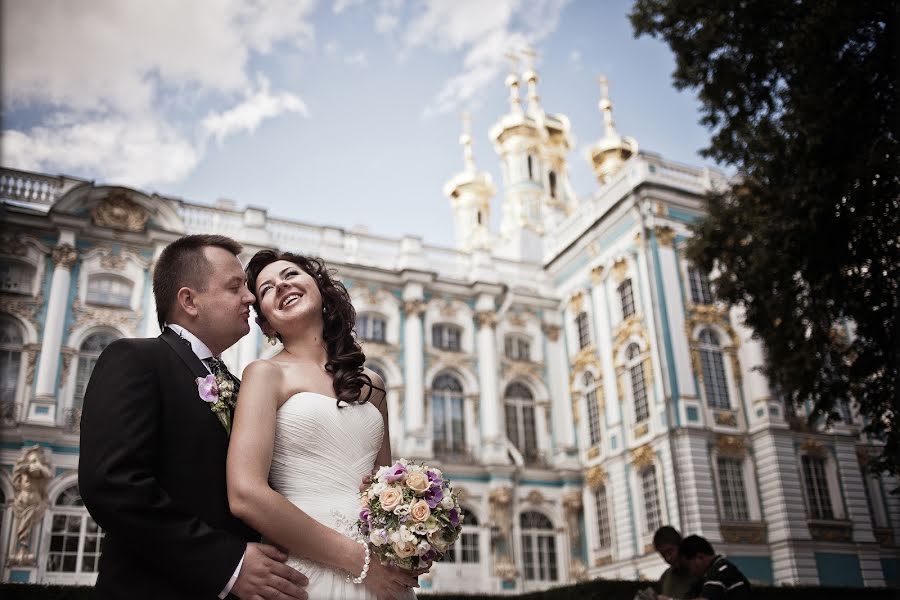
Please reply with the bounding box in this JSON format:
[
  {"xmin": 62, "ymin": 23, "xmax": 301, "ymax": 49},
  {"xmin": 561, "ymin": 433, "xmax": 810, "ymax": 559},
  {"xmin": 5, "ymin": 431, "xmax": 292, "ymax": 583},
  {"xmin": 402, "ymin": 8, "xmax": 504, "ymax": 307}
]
[{"xmin": 193, "ymin": 246, "xmax": 255, "ymax": 353}]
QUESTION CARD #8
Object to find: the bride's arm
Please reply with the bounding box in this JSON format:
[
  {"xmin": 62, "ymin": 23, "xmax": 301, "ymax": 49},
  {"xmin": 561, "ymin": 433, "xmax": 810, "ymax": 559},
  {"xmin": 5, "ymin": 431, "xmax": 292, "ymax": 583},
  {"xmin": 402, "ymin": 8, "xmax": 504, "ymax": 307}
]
[{"xmin": 226, "ymin": 360, "xmax": 365, "ymax": 575}]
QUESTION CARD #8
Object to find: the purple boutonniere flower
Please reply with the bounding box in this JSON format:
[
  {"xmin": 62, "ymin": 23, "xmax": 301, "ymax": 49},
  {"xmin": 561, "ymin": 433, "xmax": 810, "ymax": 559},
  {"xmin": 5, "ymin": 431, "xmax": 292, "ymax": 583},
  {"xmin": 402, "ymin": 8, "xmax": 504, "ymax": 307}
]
[{"xmin": 196, "ymin": 375, "xmax": 219, "ymax": 402}]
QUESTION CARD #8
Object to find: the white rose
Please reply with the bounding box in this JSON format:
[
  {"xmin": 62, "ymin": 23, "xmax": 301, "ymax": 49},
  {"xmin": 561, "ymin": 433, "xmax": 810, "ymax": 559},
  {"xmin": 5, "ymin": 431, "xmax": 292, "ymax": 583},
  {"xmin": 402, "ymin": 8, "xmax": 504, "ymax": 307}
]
[
  {"xmin": 370, "ymin": 530, "xmax": 387, "ymax": 546},
  {"xmin": 440, "ymin": 494, "xmax": 454, "ymax": 509}
]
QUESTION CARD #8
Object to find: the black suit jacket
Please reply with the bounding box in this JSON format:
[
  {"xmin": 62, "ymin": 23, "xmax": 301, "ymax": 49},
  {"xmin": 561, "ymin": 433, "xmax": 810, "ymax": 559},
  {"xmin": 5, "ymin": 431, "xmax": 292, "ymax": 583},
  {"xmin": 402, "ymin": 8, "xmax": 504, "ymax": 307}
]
[{"xmin": 79, "ymin": 329, "xmax": 258, "ymax": 599}]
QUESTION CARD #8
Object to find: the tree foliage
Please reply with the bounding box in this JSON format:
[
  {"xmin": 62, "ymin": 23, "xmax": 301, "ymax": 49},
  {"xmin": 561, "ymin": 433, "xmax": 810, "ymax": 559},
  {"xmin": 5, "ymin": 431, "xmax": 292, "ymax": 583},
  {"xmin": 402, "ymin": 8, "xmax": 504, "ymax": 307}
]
[{"xmin": 630, "ymin": 0, "xmax": 899, "ymax": 475}]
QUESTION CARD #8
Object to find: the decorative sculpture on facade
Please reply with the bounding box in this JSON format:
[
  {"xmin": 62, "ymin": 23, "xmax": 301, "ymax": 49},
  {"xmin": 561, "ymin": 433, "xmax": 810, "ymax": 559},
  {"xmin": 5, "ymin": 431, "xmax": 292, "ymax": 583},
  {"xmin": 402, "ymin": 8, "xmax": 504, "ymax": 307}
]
[{"xmin": 9, "ymin": 445, "xmax": 53, "ymax": 566}]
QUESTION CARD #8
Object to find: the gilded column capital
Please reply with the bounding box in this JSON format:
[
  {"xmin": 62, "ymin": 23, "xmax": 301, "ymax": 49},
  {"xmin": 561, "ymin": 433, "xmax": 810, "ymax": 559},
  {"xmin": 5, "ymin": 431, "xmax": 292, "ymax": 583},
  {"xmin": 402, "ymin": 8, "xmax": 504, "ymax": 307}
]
[
  {"xmin": 51, "ymin": 244, "xmax": 78, "ymax": 269},
  {"xmin": 541, "ymin": 323, "xmax": 561, "ymax": 342},
  {"xmin": 585, "ymin": 465, "xmax": 607, "ymax": 490},
  {"xmin": 568, "ymin": 291, "xmax": 585, "ymax": 313},
  {"xmin": 403, "ymin": 299, "xmax": 425, "ymax": 317},
  {"xmin": 590, "ymin": 265, "xmax": 605, "ymax": 285},
  {"xmin": 611, "ymin": 258, "xmax": 628, "ymax": 283},
  {"xmin": 474, "ymin": 310, "xmax": 498, "ymax": 329},
  {"xmin": 630, "ymin": 443, "xmax": 656, "ymax": 470},
  {"xmin": 655, "ymin": 225, "xmax": 676, "ymax": 247}
]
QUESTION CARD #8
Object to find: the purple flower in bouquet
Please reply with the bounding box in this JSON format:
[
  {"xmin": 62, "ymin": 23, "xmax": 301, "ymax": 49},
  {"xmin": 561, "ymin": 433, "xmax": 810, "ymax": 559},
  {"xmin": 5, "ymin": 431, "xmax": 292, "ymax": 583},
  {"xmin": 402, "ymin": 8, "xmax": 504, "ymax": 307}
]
[
  {"xmin": 359, "ymin": 508, "xmax": 371, "ymax": 523},
  {"xmin": 426, "ymin": 470, "xmax": 443, "ymax": 488},
  {"xmin": 385, "ymin": 462, "xmax": 407, "ymax": 482},
  {"xmin": 421, "ymin": 548, "xmax": 437, "ymax": 563},
  {"xmin": 449, "ymin": 507, "xmax": 460, "ymax": 527},
  {"xmin": 423, "ymin": 485, "xmax": 443, "ymax": 509}
]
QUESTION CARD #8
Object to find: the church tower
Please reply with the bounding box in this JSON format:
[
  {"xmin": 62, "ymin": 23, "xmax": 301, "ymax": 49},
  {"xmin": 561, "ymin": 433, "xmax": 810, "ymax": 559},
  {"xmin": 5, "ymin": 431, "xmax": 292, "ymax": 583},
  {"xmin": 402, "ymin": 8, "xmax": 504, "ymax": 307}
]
[
  {"xmin": 442, "ymin": 112, "xmax": 496, "ymax": 252},
  {"xmin": 489, "ymin": 48, "xmax": 575, "ymax": 262},
  {"xmin": 587, "ymin": 76, "xmax": 638, "ymax": 185}
]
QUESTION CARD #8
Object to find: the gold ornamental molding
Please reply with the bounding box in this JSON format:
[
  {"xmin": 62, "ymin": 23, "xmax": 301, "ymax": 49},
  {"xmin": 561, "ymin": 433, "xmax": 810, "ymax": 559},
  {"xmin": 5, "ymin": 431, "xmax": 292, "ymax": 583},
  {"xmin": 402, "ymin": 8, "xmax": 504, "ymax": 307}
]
[
  {"xmin": 586, "ymin": 446, "xmax": 600, "ymax": 459},
  {"xmin": 611, "ymin": 258, "xmax": 629, "ymax": 284},
  {"xmin": 24, "ymin": 344, "xmax": 39, "ymax": 385},
  {"xmin": 595, "ymin": 555, "xmax": 613, "ymax": 567},
  {"xmin": 541, "ymin": 322, "xmax": 561, "ymax": 342},
  {"xmin": 654, "ymin": 225, "xmax": 676, "ymax": 247},
  {"xmin": 51, "ymin": 244, "xmax": 78, "ymax": 269},
  {"xmin": 720, "ymin": 522, "xmax": 766, "ymax": 544},
  {"xmin": 630, "ymin": 443, "xmax": 656, "ymax": 470},
  {"xmin": 0, "ymin": 294, "xmax": 44, "ymax": 329},
  {"xmin": 612, "ymin": 315, "xmax": 649, "ymax": 356},
  {"xmin": 91, "ymin": 192, "xmax": 149, "ymax": 232},
  {"xmin": 403, "ymin": 299, "xmax": 426, "ymax": 317},
  {"xmin": 525, "ymin": 489, "xmax": 549, "ymax": 506},
  {"xmin": 68, "ymin": 298, "xmax": 141, "ymax": 337},
  {"xmin": 714, "ymin": 411, "xmax": 739, "ymax": 427},
  {"xmin": 474, "ymin": 310, "xmax": 498, "ymax": 329},
  {"xmin": 715, "ymin": 434, "xmax": 746, "ymax": 458},
  {"xmin": 568, "ymin": 291, "xmax": 585, "ymax": 313},
  {"xmin": 569, "ymin": 558, "xmax": 588, "ymax": 582},
  {"xmin": 585, "ymin": 465, "xmax": 607, "ymax": 490},
  {"xmin": 801, "ymin": 438, "xmax": 827, "ymax": 458},
  {"xmin": 439, "ymin": 300, "xmax": 458, "ymax": 317},
  {"xmin": 590, "ymin": 265, "xmax": 605, "ymax": 285}
]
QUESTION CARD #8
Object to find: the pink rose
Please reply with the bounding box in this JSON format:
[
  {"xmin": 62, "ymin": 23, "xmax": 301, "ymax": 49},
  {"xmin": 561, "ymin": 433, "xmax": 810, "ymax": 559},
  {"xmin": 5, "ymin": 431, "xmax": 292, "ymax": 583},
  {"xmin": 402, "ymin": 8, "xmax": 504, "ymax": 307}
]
[
  {"xmin": 379, "ymin": 487, "xmax": 403, "ymax": 512},
  {"xmin": 410, "ymin": 499, "xmax": 431, "ymax": 522},
  {"xmin": 196, "ymin": 375, "xmax": 218, "ymax": 403},
  {"xmin": 406, "ymin": 472, "xmax": 430, "ymax": 496},
  {"xmin": 393, "ymin": 540, "xmax": 417, "ymax": 558}
]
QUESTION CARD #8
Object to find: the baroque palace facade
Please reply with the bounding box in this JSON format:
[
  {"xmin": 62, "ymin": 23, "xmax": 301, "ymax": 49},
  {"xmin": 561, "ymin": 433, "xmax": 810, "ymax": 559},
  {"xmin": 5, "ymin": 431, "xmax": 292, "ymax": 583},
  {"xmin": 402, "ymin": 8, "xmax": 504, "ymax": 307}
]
[{"xmin": 1, "ymin": 64, "xmax": 898, "ymax": 593}]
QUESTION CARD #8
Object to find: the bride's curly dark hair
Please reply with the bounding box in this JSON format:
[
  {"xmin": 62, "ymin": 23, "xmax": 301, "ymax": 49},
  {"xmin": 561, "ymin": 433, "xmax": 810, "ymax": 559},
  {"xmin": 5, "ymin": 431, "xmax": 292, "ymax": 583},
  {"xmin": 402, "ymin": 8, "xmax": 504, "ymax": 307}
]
[{"xmin": 245, "ymin": 250, "xmax": 381, "ymax": 407}]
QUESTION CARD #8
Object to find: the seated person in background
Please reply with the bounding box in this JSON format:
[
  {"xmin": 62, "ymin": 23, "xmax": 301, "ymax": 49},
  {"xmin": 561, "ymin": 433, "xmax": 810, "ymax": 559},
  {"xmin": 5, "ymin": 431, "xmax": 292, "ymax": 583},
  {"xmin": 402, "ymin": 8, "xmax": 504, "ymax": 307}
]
[
  {"xmin": 680, "ymin": 535, "xmax": 751, "ymax": 600},
  {"xmin": 654, "ymin": 526, "xmax": 696, "ymax": 599}
]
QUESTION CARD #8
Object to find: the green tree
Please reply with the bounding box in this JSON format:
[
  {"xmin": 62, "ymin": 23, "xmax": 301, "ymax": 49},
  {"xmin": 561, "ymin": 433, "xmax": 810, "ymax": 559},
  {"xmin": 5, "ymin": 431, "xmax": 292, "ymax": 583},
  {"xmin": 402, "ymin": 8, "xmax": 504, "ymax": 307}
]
[{"xmin": 630, "ymin": 0, "xmax": 899, "ymax": 475}]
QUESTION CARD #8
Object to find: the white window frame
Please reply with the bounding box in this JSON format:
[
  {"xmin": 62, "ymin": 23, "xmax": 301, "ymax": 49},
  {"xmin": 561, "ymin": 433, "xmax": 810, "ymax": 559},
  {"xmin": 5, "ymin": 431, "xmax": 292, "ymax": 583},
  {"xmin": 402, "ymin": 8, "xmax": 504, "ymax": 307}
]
[
  {"xmin": 431, "ymin": 374, "xmax": 466, "ymax": 455},
  {"xmin": 583, "ymin": 372, "xmax": 602, "ymax": 447},
  {"xmin": 687, "ymin": 265, "xmax": 714, "ymax": 305},
  {"xmin": 698, "ymin": 328, "xmax": 731, "ymax": 410},
  {"xmin": 640, "ymin": 465, "xmax": 662, "ymax": 535},
  {"xmin": 716, "ymin": 456, "xmax": 750, "ymax": 521},
  {"xmin": 519, "ymin": 511, "xmax": 558, "ymax": 583},
  {"xmin": 42, "ymin": 485, "xmax": 104, "ymax": 585},
  {"xmin": 575, "ymin": 312, "xmax": 591, "ymax": 350},
  {"xmin": 618, "ymin": 278, "xmax": 636, "ymax": 319},
  {"xmin": 432, "ymin": 323, "xmax": 462, "ymax": 352},
  {"xmin": 85, "ymin": 274, "xmax": 134, "ymax": 308},
  {"xmin": 0, "ymin": 258, "xmax": 37, "ymax": 295},
  {"xmin": 504, "ymin": 334, "xmax": 531, "ymax": 361},
  {"xmin": 799, "ymin": 451, "xmax": 846, "ymax": 521},
  {"xmin": 0, "ymin": 316, "xmax": 26, "ymax": 422},
  {"xmin": 357, "ymin": 313, "xmax": 387, "ymax": 343}
]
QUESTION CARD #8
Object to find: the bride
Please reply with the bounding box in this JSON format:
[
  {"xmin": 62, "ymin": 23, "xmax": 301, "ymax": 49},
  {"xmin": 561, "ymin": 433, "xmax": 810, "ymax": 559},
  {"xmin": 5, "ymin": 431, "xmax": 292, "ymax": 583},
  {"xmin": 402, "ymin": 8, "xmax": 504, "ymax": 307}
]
[{"xmin": 227, "ymin": 250, "xmax": 420, "ymax": 600}]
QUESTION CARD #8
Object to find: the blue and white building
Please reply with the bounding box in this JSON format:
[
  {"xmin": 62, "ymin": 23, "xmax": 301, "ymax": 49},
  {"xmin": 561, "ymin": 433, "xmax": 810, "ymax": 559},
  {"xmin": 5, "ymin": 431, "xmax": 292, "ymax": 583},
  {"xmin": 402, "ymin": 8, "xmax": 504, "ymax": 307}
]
[{"xmin": 1, "ymin": 63, "xmax": 898, "ymax": 592}]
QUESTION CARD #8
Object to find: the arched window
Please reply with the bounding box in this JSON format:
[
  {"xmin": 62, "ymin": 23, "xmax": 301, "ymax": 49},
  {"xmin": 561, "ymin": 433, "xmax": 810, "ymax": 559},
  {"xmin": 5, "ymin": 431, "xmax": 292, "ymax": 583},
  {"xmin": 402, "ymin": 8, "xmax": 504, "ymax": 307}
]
[
  {"xmin": 504, "ymin": 335, "xmax": 531, "ymax": 361},
  {"xmin": 688, "ymin": 266, "xmax": 713, "ymax": 305},
  {"xmin": 520, "ymin": 511, "xmax": 557, "ymax": 582},
  {"xmin": 0, "ymin": 259, "xmax": 36, "ymax": 294},
  {"xmin": 432, "ymin": 324, "xmax": 462, "ymax": 351},
  {"xmin": 641, "ymin": 466, "xmax": 662, "ymax": 534},
  {"xmin": 45, "ymin": 484, "xmax": 104, "ymax": 576},
  {"xmin": 446, "ymin": 510, "xmax": 480, "ymax": 563},
  {"xmin": 595, "ymin": 485, "xmax": 612, "ymax": 551},
  {"xmin": 86, "ymin": 275, "xmax": 133, "ymax": 308},
  {"xmin": 619, "ymin": 278, "xmax": 636, "ymax": 319},
  {"xmin": 548, "ymin": 171, "xmax": 557, "ymax": 198},
  {"xmin": 504, "ymin": 382, "xmax": 538, "ymax": 462},
  {"xmin": 1, "ymin": 316, "xmax": 24, "ymax": 414},
  {"xmin": 357, "ymin": 313, "xmax": 387, "ymax": 343},
  {"xmin": 431, "ymin": 374, "xmax": 465, "ymax": 455},
  {"xmin": 74, "ymin": 332, "xmax": 118, "ymax": 410},
  {"xmin": 698, "ymin": 329, "xmax": 730, "ymax": 409},
  {"xmin": 583, "ymin": 372, "xmax": 602, "ymax": 446},
  {"xmin": 575, "ymin": 312, "xmax": 591, "ymax": 350},
  {"xmin": 626, "ymin": 344, "xmax": 649, "ymax": 423}
]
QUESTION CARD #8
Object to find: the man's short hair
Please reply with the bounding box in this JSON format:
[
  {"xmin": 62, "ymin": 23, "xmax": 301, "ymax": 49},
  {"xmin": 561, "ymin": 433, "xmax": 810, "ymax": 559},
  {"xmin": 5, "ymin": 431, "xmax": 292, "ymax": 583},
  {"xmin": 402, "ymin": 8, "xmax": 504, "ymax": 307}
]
[
  {"xmin": 653, "ymin": 526, "xmax": 682, "ymax": 549},
  {"xmin": 679, "ymin": 535, "xmax": 715, "ymax": 559},
  {"xmin": 152, "ymin": 234, "xmax": 243, "ymax": 328}
]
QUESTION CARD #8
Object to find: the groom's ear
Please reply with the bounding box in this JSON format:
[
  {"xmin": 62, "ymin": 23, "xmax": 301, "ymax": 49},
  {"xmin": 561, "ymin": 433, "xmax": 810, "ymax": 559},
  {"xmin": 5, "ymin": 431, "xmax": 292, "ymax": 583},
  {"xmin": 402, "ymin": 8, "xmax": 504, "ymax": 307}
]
[{"xmin": 176, "ymin": 286, "xmax": 200, "ymax": 318}]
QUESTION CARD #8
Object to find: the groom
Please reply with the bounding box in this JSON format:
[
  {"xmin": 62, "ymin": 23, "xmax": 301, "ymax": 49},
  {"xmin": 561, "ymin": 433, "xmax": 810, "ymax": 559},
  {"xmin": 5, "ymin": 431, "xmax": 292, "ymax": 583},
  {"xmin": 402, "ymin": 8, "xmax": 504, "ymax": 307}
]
[{"xmin": 79, "ymin": 235, "xmax": 309, "ymax": 599}]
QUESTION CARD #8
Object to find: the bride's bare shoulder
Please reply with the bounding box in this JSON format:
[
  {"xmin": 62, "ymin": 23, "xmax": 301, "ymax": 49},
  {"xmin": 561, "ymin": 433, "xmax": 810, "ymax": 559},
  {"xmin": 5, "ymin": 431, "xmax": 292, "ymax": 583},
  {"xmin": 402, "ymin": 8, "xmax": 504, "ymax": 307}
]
[{"xmin": 242, "ymin": 359, "xmax": 285, "ymax": 383}]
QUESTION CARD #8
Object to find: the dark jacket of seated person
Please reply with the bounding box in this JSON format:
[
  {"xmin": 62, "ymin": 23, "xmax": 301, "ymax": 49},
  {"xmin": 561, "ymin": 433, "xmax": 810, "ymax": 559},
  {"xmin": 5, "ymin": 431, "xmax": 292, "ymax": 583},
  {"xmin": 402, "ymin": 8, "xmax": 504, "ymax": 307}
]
[{"xmin": 680, "ymin": 535, "xmax": 751, "ymax": 600}]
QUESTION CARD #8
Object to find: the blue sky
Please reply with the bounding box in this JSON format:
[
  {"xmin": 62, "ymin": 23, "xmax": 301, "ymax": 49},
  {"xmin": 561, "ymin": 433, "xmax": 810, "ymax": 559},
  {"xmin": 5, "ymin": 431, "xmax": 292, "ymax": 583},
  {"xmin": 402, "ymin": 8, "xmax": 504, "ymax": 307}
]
[{"xmin": 2, "ymin": 0, "xmax": 714, "ymax": 247}]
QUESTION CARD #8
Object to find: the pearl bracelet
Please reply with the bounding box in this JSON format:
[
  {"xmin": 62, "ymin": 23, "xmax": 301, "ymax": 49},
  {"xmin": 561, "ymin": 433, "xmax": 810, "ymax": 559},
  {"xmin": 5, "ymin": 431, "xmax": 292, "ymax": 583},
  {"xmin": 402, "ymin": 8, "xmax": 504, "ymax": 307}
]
[{"xmin": 346, "ymin": 538, "xmax": 370, "ymax": 584}]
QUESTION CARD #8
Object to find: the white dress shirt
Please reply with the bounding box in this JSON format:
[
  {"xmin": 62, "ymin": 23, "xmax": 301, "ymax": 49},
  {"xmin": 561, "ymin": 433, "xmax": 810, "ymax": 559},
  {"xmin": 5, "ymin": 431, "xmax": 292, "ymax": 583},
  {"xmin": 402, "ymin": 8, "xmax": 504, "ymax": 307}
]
[{"xmin": 165, "ymin": 324, "xmax": 244, "ymax": 598}]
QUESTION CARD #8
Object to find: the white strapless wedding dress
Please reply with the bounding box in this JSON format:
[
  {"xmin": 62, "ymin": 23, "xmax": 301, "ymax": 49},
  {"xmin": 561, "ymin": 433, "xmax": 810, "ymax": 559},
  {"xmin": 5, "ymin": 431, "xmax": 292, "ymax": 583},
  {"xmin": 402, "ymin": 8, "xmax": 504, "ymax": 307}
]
[{"xmin": 268, "ymin": 392, "xmax": 415, "ymax": 600}]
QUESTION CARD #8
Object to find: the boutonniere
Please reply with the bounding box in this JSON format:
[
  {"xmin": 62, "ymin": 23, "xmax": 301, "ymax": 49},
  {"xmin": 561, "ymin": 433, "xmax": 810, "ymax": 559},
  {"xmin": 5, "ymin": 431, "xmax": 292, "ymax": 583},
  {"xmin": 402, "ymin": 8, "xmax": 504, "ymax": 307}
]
[{"xmin": 196, "ymin": 373, "xmax": 236, "ymax": 434}]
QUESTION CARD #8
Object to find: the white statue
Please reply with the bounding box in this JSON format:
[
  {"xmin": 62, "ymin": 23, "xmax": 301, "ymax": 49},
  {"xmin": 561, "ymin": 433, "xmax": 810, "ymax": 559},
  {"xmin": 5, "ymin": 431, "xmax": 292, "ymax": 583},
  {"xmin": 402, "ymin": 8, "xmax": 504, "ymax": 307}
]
[{"xmin": 9, "ymin": 445, "xmax": 53, "ymax": 566}]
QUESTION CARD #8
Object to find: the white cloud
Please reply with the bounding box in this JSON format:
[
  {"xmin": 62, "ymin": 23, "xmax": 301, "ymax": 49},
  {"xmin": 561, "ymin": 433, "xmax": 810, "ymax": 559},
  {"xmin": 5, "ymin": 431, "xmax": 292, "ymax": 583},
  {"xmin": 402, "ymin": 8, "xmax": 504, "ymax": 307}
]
[
  {"xmin": 569, "ymin": 49, "xmax": 582, "ymax": 69},
  {"xmin": 1, "ymin": 117, "xmax": 201, "ymax": 187},
  {"xmin": 374, "ymin": 13, "xmax": 400, "ymax": 33},
  {"xmin": 1, "ymin": 0, "xmax": 316, "ymax": 187},
  {"xmin": 399, "ymin": 0, "xmax": 571, "ymax": 117},
  {"xmin": 202, "ymin": 76, "xmax": 309, "ymax": 144},
  {"xmin": 344, "ymin": 51, "xmax": 369, "ymax": 66},
  {"xmin": 333, "ymin": 0, "xmax": 364, "ymax": 13},
  {"xmin": 324, "ymin": 40, "xmax": 341, "ymax": 56}
]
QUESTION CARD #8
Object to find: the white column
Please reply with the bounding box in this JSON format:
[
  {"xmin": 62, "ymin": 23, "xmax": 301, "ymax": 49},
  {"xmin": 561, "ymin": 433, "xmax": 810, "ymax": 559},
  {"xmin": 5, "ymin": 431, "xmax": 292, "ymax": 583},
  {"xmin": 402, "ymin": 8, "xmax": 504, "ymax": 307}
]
[
  {"xmin": 654, "ymin": 227, "xmax": 697, "ymax": 400},
  {"xmin": 475, "ymin": 297, "xmax": 507, "ymax": 464},
  {"xmin": 237, "ymin": 324, "xmax": 260, "ymax": 374},
  {"xmin": 590, "ymin": 267, "xmax": 621, "ymax": 427},
  {"xmin": 544, "ymin": 315, "xmax": 577, "ymax": 466},
  {"xmin": 31, "ymin": 232, "xmax": 77, "ymax": 424},
  {"xmin": 402, "ymin": 283, "xmax": 427, "ymax": 457}
]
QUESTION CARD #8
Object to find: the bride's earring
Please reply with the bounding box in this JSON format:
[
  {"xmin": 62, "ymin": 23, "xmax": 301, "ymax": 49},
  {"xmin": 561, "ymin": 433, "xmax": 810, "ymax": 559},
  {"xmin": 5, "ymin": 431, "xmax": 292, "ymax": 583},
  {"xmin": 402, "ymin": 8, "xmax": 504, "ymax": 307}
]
[{"xmin": 266, "ymin": 334, "xmax": 278, "ymax": 346}]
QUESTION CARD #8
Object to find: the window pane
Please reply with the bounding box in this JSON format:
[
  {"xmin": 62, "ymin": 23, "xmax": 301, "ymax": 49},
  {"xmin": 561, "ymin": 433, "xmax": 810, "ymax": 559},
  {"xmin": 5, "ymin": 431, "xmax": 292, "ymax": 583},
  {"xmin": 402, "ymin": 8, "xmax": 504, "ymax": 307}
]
[
  {"xmin": 631, "ymin": 363, "xmax": 649, "ymax": 422},
  {"xmin": 689, "ymin": 266, "xmax": 713, "ymax": 305},
  {"xmin": 576, "ymin": 313, "xmax": 591, "ymax": 349},
  {"xmin": 700, "ymin": 348, "xmax": 730, "ymax": 409},
  {"xmin": 0, "ymin": 260, "xmax": 35, "ymax": 294},
  {"xmin": 595, "ymin": 486, "xmax": 611, "ymax": 548},
  {"xmin": 802, "ymin": 455, "xmax": 834, "ymax": 519},
  {"xmin": 642, "ymin": 467, "xmax": 662, "ymax": 533},
  {"xmin": 586, "ymin": 389, "xmax": 602, "ymax": 446},
  {"xmin": 619, "ymin": 279, "xmax": 635, "ymax": 319},
  {"xmin": 717, "ymin": 457, "xmax": 749, "ymax": 521},
  {"xmin": 86, "ymin": 276, "xmax": 132, "ymax": 307}
]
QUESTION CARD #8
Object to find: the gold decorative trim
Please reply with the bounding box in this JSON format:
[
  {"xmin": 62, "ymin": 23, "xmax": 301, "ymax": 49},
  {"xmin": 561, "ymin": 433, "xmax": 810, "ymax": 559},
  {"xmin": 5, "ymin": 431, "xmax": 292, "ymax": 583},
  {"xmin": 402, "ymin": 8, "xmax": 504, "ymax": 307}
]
[
  {"xmin": 800, "ymin": 438, "xmax": 827, "ymax": 458},
  {"xmin": 654, "ymin": 225, "xmax": 676, "ymax": 247},
  {"xmin": 474, "ymin": 310, "xmax": 497, "ymax": 329},
  {"xmin": 633, "ymin": 423, "xmax": 649, "ymax": 438},
  {"xmin": 569, "ymin": 291, "xmax": 585, "ymax": 313},
  {"xmin": 715, "ymin": 435, "xmax": 746, "ymax": 457},
  {"xmin": 91, "ymin": 192, "xmax": 149, "ymax": 232},
  {"xmin": 587, "ymin": 446, "xmax": 600, "ymax": 459},
  {"xmin": 541, "ymin": 323, "xmax": 560, "ymax": 342},
  {"xmin": 808, "ymin": 520, "xmax": 853, "ymax": 542},
  {"xmin": 403, "ymin": 299, "xmax": 425, "ymax": 317},
  {"xmin": 595, "ymin": 555, "xmax": 613, "ymax": 567},
  {"xmin": 585, "ymin": 465, "xmax": 607, "ymax": 490},
  {"xmin": 714, "ymin": 411, "xmax": 738, "ymax": 427},
  {"xmin": 525, "ymin": 489, "xmax": 548, "ymax": 506},
  {"xmin": 51, "ymin": 244, "xmax": 78, "ymax": 269},
  {"xmin": 611, "ymin": 258, "xmax": 629, "ymax": 284},
  {"xmin": 590, "ymin": 265, "xmax": 605, "ymax": 285},
  {"xmin": 612, "ymin": 315, "xmax": 649, "ymax": 357},
  {"xmin": 631, "ymin": 443, "xmax": 656, "ymax": 470},
  {"xmin": 720, "ymin": 521, "xmax": 766, "ymax": 544}
]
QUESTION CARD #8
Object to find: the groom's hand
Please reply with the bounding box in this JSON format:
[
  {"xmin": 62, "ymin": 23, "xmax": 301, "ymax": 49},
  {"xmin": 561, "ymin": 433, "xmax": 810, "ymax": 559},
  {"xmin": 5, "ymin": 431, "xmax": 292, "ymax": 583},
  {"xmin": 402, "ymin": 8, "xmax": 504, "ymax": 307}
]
[{"xmin": 231, "ymin": 543, "xmax": 309, "ymax": 600}]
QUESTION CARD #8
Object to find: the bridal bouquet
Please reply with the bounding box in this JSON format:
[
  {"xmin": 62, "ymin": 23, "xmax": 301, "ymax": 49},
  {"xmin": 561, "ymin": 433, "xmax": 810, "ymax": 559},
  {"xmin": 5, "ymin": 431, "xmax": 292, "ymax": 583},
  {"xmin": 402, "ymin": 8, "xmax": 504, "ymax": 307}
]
[{"xmin": 357, "ymin": 459, "xmax": 463, "ymax": 569}]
